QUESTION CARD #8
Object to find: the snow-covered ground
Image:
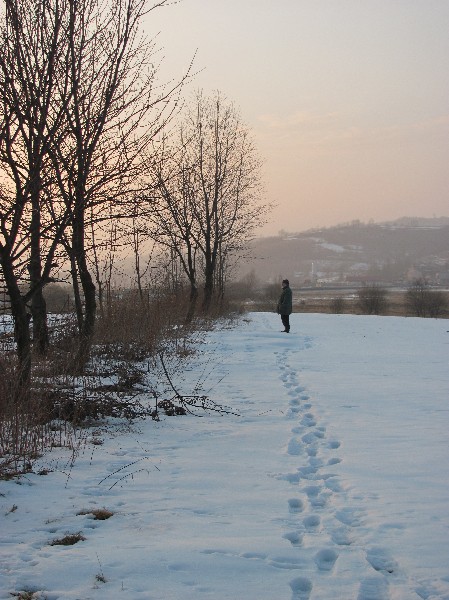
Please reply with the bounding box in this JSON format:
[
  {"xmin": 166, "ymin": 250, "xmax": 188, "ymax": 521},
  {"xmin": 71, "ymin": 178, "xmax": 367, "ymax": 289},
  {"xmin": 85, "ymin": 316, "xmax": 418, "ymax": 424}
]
[{"xmin": 1, "ymin": 312, "xmax": 448, "ymax": 599}]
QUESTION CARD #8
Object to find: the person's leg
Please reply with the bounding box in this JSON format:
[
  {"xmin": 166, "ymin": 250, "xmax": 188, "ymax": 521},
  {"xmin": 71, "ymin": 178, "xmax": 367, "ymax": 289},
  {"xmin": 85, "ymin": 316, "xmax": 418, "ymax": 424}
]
[{"xmin": 281, "ymin": 314, "xmax": 290, "ymax": 332}]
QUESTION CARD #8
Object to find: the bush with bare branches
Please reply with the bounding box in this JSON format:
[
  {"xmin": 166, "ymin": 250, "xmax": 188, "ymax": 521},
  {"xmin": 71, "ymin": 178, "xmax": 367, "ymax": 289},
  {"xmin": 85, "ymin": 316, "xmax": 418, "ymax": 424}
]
[
  {"xmin": 357, "ymin": 284, "xmax": 389, "ymax": 315},
  {"xmin": 406, "ymin": 279, "xmax": 448, "ymax": 318}
]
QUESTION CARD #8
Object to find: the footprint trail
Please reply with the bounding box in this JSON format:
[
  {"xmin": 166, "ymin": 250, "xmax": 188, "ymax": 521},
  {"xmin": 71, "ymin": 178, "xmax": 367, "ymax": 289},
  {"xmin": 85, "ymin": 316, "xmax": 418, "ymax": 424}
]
[{"xmin": 273, "ymin": 345, "xmax": 402, "ymax": 600}]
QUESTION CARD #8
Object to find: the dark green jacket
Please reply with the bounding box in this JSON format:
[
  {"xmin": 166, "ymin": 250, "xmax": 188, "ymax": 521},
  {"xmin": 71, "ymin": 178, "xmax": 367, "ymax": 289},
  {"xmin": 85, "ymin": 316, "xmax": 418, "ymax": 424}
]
[{"xmin": 277, "ymin": 286, "xmax": 292, "ymax": 315}]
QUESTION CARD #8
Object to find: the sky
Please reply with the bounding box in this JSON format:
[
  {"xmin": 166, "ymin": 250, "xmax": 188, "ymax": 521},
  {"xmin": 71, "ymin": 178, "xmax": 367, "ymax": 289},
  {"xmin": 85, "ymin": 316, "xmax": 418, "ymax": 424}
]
[
  {"xmin": 2, "ymin": 312, "xmax": 448, "ymax": 598},
  {"xmin": 148, "ymin": 0, "xmax": 449, "ymax": 236}
]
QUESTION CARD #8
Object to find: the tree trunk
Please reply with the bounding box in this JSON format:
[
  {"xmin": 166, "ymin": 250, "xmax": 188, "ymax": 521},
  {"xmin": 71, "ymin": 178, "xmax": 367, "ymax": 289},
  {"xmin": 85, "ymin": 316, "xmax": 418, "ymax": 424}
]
[
  {"xmin": 72, "ymin": 209, "xmax": 96, "ymax": 371},
  {"xmin": 1, "ymin": 255, "xmax": 31, "ymax": 389},
  {"xmin": 30, "ymin": 289, "xmax": 49, "ymax": 354},
  {"xmin": 203, "ymin": 260, "xmax": 214, "ymax": 313},
  {"xmin": 202, "ymin": 235, "xmax": 218, "ymax": 312},
  {"xmin": 185, "ymin": 283, "xmax": 198, "ymax": 324},
  {"xmin": 66, "ymin": 245, "xmax": 84, "ymax": 333},
  {"xmin": 29, "ymin": 174, "xmax": 50, "ymax": 354}
]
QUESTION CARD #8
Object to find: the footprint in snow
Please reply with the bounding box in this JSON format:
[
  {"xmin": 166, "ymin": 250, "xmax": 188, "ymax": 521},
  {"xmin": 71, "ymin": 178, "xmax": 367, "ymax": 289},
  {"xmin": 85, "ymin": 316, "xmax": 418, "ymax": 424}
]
[
  {"xmin": 284, "ymin": 381, "xmax": 298, "ymax": 389},
  {"xmin": 335, "ymin": 507, "xmax": 365, "ymax": 528},
  {"xmin": 314, "ymin": 548, "xmax": 338, "ymax": 571},
  {"xmin": 296, "ymin": 464, "xmax": 319, "ymax": 479},
  {"xmin": 287, "ymin": 438, "xmax": 303, "ymax": 456},
  {"xmin": 279, "ymin": 471, "xmax": 301, "ymax": 484},
  {"xmin": 306, "ymin": 447, "xmax": 318, "ymax": 457},
  {"xmin": 301, "ymin": 432, "xmax": 318, "ymax": 445},
  {"xmin": 288, "ymin": 498, "xmax": 305, "ymax": 513},
  {"xmin": 303, "ymin": 514, "xmax": 321, "ymax": 530},
  {"xmin": 270, "ymin": 555, "xmax": 305, "ymax": 570},
  {"xmin": 331, "ymin": 527, "xmax": 354, "ymax": 546},
  {"xmin": 366, "ymin": 546, "xmax": 398, "ymax": 574},
  {"xmin": 310, "ymin": 494, "xmax": 329, "ymax": 508},
  {"xmin": 357, "ymin": 575, "xmax": 390, "ymax": 600},
  {"xmin": 303, "ymin": 482, "xmax": 327, "ymax": 501},
  {"xmin": 328, "ymin": 440, "xmax": 341, "ymax": 449},
  {"xmin": 290, "ymin": 576, "xmax": 313, "ymax": 600},
  {"xmin": 283, "ymin": 531, "xmax": 304, "ymax": 546},
  {"xmin": 303, "ymin": 484, "xmax": 321, "ymax": 498},
  {"xmin": 301, "ymin": 414, "xmax": 317, "ymax": 427},
  {"xmin": 291, "ymin": 425, "xmax": 304, "ymax": 434},
  {"xmin": 325, "ymin": 476, "xmax": 344, "ymax": 492}
]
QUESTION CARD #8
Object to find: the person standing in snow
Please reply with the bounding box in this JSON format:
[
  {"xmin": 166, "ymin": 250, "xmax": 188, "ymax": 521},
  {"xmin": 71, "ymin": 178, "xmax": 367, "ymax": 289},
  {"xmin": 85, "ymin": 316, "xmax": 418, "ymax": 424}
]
[{"xmin": 277, "ymin": 279, "xmax": 292, "ymax": 333}]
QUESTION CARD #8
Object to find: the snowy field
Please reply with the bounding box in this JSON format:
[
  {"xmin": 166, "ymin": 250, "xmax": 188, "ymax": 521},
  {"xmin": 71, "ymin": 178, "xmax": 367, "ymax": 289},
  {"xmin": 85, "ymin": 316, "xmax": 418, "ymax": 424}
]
[{"xmin": 1, "ymin": 312, "xmax": 448, "ymax": 599}]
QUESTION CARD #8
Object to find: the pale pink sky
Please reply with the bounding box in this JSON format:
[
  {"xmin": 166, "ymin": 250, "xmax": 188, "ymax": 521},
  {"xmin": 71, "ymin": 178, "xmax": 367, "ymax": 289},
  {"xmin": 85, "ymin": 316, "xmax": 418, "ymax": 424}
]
[{"xmin": 149, "ymin": 0, "xmax": 449, "ymax": 235}]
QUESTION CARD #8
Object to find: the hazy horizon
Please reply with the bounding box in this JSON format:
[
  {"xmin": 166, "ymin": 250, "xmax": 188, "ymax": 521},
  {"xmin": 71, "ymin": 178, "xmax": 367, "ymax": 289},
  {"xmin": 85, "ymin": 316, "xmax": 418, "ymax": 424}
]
[
  {"xmin": 255, "ymin": 213, "xmax": 449, "ymax": 238},
  {"xmin": 148, "ymin": 1, "xmax": 449, "ymax": 236}
]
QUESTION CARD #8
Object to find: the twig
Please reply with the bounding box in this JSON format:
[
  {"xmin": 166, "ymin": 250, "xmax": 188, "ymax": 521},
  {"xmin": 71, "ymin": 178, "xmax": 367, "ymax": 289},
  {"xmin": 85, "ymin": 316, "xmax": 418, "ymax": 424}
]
[{"xmin": 98, "ymin": 456, "xmax": 159, "ymax": 488}]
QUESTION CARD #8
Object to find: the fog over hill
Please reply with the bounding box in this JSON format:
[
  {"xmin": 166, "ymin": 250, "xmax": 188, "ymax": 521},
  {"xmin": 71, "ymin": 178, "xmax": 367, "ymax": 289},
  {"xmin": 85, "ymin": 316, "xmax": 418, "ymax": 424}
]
[{"xmin": 235, "ymin": 217, "xmax": 449, "ymax": 287}]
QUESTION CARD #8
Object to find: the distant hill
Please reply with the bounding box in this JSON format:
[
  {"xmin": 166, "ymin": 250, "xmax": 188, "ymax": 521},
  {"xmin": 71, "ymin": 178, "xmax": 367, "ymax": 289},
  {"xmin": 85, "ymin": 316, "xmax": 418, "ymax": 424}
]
[{"xmin": 234, "ymin": 217, "xmax": 449, "ymax": 287}]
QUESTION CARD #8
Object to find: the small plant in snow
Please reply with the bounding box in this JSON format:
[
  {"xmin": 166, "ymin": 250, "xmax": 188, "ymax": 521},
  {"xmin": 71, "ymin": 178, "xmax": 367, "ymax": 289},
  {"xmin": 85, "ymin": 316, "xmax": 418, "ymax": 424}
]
[
  {"xmin": 49, "ymin": 532, "xmax": 86, "ymax": 546},
  {"xmin": 77, "ymin": 507, "xmax": 114, "ymax": 520}
]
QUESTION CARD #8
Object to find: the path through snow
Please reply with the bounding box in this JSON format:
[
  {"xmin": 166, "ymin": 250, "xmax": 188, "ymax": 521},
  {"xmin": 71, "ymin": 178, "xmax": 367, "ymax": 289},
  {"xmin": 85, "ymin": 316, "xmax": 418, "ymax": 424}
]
[{"xmin": 1, "ymin": 312, "xmax": 448, "ymax": 599}]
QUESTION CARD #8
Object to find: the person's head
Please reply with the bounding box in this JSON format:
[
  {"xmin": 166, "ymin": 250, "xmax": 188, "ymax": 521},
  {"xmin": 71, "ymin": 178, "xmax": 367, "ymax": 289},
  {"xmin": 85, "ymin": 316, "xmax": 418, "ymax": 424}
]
[{"xmin": 282, "ymin": 279, "xmax": 289, "ymax": 288}]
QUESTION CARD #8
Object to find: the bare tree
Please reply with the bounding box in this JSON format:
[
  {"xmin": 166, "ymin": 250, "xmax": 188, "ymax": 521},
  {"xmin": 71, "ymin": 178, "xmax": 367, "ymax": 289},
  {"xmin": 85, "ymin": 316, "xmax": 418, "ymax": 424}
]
[
  {"xmin": 49, "ymin": 0, "xmax": 186, "ymax": 369},
  {"xmin": 147, "ymin": 135, "xmax": 200, "ymax": 311},
  {"xmin": 0, "ymin": 0, "xmax": 71, "ymax": 383},
  {"xmin": 149, "ymin": 90, "xmax": 269, "ymax": 313},
  {"xmin": 0, "ymin": 0, "xmax": 190, "ymax": 381},
  {"xmin": 122, "ymin": 195, "xmax": 156, "ymax": 302}
]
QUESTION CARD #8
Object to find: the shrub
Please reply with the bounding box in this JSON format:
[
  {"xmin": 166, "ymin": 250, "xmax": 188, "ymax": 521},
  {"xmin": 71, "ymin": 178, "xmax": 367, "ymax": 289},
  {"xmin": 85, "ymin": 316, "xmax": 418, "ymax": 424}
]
[
  {"xmin": 406, "ymin": 279, "xmax": 448, "ymax": 318},
  {"xmin": 93, "ymin": 288, "xmax": 196, "ymax": 360},
  {"xmin": 329, "ymin": 297, "xmax": 345, "ymax": 314},
  {"xmin": 357, "ymin": 284, "xmax": 388, "ymax": 315},
  {"xmin": 262, "ymin": 280, "xmax": 282, "ymax": 309}
]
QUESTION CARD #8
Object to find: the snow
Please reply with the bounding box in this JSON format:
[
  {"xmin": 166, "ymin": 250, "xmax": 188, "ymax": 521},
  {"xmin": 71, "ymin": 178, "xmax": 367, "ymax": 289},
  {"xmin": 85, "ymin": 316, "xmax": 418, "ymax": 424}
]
[
  {"xmin": 309, "ymin": 238, "xmax": 347, "ymax": 253},
  {"xmin": 1, "ymin": 312, "xmax": 449, "ymax": 600}
]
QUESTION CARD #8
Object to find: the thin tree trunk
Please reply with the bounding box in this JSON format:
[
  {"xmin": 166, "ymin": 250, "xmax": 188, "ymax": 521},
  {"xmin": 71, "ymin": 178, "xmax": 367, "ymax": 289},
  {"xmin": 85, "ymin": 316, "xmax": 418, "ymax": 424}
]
[
  {"xmin": 72, "ymin": 209, "xmax": 96, "ymax": 371},
  {"xmin": 1, "ymin": 256, "xmax": 31, "ymax": 389},
  {"xmin": 28, "ymin": 172, "xmax": 50, "ymax": 354},
  {"xmin": 203, "ymin": 261, "xmax": 214, "ymax": 312},
  {"xmin": 185, "ymin": 283, "xmax": 198, "ymax": 324}
]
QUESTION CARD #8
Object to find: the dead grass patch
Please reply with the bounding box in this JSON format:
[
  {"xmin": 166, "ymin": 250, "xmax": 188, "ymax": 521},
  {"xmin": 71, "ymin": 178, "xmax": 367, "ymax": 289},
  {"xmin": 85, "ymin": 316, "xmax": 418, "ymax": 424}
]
[
  {"xmin": 49, "ymin": 532, "xmax": 86, "ymax": 546},
  {"xmin": 77, "ymin": 507, "xmax": 114, "ymax": 520}
]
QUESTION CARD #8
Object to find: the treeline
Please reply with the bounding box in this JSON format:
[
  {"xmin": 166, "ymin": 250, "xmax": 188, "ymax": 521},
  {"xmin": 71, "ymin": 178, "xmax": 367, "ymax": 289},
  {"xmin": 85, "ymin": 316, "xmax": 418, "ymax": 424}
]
[
  {"xmin": 0, "ymin": 0, "xmax": 268, "ymax": 389},
  {"xmin": 236, "ymin": 276, "xmax": 448, "ymax": 318}
]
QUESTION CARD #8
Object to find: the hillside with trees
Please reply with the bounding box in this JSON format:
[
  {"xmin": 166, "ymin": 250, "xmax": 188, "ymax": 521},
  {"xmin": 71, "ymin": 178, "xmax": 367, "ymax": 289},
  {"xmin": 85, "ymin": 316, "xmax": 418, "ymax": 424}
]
[{"xmin": 236, "ymin": 217, "xmax": 449, "ymax": 288}]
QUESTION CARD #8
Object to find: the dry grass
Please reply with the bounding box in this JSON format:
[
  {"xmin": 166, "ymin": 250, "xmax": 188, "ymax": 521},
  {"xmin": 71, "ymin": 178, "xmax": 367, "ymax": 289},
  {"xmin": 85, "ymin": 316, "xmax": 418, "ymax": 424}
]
[
  {"xmin": 77, "ymin": 507, "xmax": 114, "ymax": 520},
  {"xmin": 1, "ymin": 285, "xmax": 237, "ymax": 479},
  {"xmin": 93, "ymin": 288, "xmax": 198, "ymax": 360},
  {"xmin": 49, "ymin": 532, "xmax": 86, "ymax": 546}
]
